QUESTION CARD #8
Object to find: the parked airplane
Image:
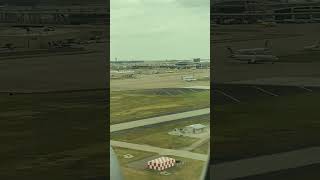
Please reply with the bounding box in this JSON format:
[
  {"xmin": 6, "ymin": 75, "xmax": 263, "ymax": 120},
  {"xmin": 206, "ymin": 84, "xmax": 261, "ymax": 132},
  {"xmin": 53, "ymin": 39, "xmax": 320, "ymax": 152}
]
[
  {"xmin": 304, "ymin": 41, "xmax": 320, "ymax": 51},
  {"xmin": 227, "ymin": 47, "xmax": 279, "ymax": 64},
  {"xmin": 227, "ymin": 40, "xmax": 272, "ymax": 55}
]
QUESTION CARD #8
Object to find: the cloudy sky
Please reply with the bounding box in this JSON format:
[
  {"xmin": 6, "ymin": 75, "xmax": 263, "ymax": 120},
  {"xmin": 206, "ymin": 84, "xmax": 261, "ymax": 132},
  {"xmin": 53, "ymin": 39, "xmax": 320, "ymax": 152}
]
[{"xmin": 111, "ymin": 0, "xmax": 210, "ymax": 60}]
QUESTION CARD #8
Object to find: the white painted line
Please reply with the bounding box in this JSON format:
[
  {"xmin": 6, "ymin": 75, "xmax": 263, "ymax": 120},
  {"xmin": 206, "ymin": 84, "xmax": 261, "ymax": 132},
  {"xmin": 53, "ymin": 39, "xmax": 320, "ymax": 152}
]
[
  {"xmin": 299, "ymin": 86, "xmax": 313, "ymax": 92},
  {"xmin": 252, "ymin": 86, "xmax": 279, "ymax": 97},
  {"xmin": 215, "ymin": 90, "xmax": 241, "ymax": 103}
]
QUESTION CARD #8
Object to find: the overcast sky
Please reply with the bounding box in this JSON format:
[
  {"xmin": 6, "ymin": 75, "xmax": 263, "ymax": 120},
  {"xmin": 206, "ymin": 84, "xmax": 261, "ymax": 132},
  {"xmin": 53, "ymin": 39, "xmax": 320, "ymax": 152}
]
[{"xmin": 111, "ymin": 0, "xmax": 210, "ymax": 61}]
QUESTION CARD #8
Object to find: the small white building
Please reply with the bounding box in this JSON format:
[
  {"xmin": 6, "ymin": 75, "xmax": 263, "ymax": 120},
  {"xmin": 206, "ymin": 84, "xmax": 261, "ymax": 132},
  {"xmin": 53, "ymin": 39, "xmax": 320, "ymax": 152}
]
[{"xmin": 184, "ymin": 124, "xmax": 207, "ymax": 134}]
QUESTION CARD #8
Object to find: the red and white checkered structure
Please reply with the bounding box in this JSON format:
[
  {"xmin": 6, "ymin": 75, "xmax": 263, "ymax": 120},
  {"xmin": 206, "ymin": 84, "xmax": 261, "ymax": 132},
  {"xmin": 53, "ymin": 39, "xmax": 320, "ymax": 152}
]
[{"xmin": 147, "ymin": 157, "xmax": 176, "ymax": 171}]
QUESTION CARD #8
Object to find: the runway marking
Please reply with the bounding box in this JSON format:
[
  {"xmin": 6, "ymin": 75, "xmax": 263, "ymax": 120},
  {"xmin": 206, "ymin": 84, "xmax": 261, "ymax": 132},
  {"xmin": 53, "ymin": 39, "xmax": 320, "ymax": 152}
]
[
  {"xmin": 252, "ymin": 86, "xmax": 279, "ymax": 97},
  {"xmin": 299, "ymin": 86, "xmax": 313, "ymax": 92},
  {"xmin": 215, "ymin": 90, "xmax": 241, "ymax": 103}
]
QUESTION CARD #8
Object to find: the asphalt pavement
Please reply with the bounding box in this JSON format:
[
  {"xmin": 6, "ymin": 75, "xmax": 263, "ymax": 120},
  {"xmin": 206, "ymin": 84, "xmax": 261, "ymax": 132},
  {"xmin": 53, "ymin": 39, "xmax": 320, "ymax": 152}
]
[
  {"xmin": 111, "ymin": 140, "xmax": 209, "ymax": 161},
  {"xmin": 110, "ymin": 108, "xmax": 210, "ymax": 132},
  {"xmin": 211, "ymin": 147, "xmax": 320, "ymax": 179}
]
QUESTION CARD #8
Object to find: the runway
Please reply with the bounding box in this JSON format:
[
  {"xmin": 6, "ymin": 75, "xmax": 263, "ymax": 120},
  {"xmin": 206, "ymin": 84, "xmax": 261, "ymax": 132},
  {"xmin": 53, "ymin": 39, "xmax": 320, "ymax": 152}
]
[
  {"xmin": 229, "ymin": 77, "xmax": 320, "ymax": 87},
  {"xmin": 213, "ymin": 83, "xmax": 320, "ymax": 105},
  {"xmin": 111, "ymin": 140, "xmax": 209, "ymax": 161},
  {"xmin": 211, "ymin": 146, "xmax": 320, "ymax": 179},
  {"xmin": 110, "ymin": 108, "xmax": 210, "ymax": 132}
]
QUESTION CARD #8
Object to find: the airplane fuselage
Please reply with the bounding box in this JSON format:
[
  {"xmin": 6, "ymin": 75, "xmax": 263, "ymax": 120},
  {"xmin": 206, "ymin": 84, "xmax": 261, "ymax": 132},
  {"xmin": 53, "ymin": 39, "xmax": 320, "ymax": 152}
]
[
  {"xmin": 236, "ymin": 48, "xmax": 271, "ymax": 55},
  {"xmin": 230, "ymin": 54, "xmax": 279, "ymax": 63}
]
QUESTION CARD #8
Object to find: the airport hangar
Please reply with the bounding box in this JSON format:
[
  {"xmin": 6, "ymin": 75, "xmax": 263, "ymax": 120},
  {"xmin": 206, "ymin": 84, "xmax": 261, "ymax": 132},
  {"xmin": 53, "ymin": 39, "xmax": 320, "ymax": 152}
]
[{"xmin": 212, "ymin": 0, "xmax": 320, "ymax": 24}]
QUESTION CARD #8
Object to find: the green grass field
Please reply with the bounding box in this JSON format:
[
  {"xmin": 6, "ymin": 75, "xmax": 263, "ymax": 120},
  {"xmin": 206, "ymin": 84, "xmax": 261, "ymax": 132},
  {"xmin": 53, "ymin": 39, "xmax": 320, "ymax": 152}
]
[
  {"xmin": 0, "ymin": 91, "xmax": 108, "ymax": 179},
  {"xmin": 213, "ymin": 92, "xmax": 320, "ymax": 161},
  {"xmin": 111, "ymin": 115, "xmax": 209, "ymax": 149},
  {"xmin": 113, "ymin": 147, "xmax": 206, "ymax": 180},
  {"xmin": 192, "ymin": 142, "xmax": 210, "ymax": 155},
  {"xmin": 111, "ymin": 89, "xmax": 210, "ymax": 124},
  {"xmin": 111, "ymin": 88, "xmax": 210, "ymax": 179},
  {"xmin": 113, "ymin": 147, "xmax": 156, "ymax": 165},
  {"xmin": 120, "ymin": 155, "xmax": 205, "ymax": 180}
]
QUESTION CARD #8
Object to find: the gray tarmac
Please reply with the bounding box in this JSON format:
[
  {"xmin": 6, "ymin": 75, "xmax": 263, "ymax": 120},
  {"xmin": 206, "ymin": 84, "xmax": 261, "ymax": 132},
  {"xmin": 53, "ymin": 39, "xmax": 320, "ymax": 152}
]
[
  {"xmin": 211, "ymin": 146, "xmax": 320, "ymax": 180},
  {"xmin": 213, "ymin": 24, "xmax": 320, "ymax": 84},
  {"xmin": 111, "ymin": 140, "xmax": 208, "ymax": 161},
  {"xmin": 0, "ymin": 47, "xmax": 107, "ymax": 92},
  {"xmin": 210, "ymin": 23, "xmax": 320, "ymax": 179}
]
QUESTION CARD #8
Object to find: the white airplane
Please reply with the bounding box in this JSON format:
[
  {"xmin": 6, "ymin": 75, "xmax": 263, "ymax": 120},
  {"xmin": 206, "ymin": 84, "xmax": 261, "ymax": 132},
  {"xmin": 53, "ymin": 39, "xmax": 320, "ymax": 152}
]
[
  {"xmin": 227, "ymin": 40, "xmax": 272, "ymax": 55},
  {"xmin": 303, "ymin": 41, "xmax": 320, "ymax": 51},
  {"xmin": 227, "ymin": 47, "xmax": 279, "ymax": 64}
]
